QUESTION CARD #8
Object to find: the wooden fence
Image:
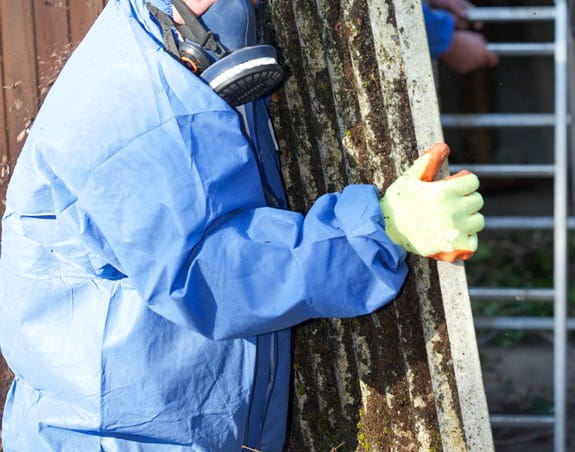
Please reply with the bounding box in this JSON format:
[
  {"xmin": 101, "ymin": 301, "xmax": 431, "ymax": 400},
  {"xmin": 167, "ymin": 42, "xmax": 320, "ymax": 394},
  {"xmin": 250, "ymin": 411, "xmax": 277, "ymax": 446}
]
[
  {"xmin": 0, "ymin": 1, "xmax": 107, "ymax": 447},
  {"xmin": 0, "ymin": 0, "xmax": 107, "ymax": 209}
]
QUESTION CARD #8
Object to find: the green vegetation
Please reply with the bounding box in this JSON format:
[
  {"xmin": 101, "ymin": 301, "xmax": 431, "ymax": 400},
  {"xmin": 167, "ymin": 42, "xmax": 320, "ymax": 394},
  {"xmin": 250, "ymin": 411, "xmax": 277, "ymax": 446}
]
[{"xmin": 465, "ymin": 230, "xmax": 575, "ymax": 346}]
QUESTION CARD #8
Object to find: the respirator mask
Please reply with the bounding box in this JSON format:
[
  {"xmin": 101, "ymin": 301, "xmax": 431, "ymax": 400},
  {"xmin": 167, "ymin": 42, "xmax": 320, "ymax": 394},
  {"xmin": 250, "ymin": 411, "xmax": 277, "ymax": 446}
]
[{"xmin": 147, "ymin": 0, "xmax": 284, "ymax": 106}]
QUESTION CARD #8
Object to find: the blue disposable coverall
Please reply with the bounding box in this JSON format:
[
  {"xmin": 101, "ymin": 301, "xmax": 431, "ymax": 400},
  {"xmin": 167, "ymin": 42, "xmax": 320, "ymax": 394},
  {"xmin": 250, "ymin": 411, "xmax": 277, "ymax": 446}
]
[
  {"xmin": 0, "ymin": 0, "xmax": 408, "ymax": 450},
  {"xmin": 422, "ymin": 4, "xmax": 456, "ymax": 58}
]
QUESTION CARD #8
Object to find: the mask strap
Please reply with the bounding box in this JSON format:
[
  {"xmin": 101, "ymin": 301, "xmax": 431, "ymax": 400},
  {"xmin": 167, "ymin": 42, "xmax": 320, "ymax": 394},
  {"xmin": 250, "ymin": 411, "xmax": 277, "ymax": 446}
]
[
  {"xmin": 171, "ymin": 0, "xmax": 228, "ymax": 58},
  {"xmin": 146, "ymin": 1, "xmax": 228, "ymax": 60},
  {"xmin": 146, "ymin": 2, "xmax": 181, "ymax": 59}
]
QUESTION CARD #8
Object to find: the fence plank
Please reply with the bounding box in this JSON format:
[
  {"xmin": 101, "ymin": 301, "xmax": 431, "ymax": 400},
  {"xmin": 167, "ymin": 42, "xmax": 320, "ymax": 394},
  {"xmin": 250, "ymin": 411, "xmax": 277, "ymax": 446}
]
[
  {"xmin": 0, "ymin": 6, "xmax": 8, "ymax": 209},
  {"xmin": 0, "ymin": 0, "xmax": 38, "ymax": 169},
  {"xmin": 0, "ymin": 1, "xmax": 37, "ymax": 447},
  {"xmin": 69, "ymin": 0, "xmax": 105, "ymax": 46},
  {"xmin": 34, "ymin": 0, "xmax": 71, "ymax": 102}
]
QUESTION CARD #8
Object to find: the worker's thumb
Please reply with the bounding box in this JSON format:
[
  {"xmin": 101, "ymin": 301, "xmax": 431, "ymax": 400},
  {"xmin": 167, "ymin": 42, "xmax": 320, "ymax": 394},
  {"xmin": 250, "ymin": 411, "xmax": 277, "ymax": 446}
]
[{"xmin": 404, "ymin": 143, "xmax": 450, "ymax": 182}]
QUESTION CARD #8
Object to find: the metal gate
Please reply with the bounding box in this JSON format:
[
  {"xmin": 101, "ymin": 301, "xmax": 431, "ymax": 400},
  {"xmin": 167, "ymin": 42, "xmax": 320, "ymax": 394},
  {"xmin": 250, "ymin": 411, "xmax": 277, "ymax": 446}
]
[{"xmin": 441, "ymin": 3, "xmax": 572, "ymax": 450}]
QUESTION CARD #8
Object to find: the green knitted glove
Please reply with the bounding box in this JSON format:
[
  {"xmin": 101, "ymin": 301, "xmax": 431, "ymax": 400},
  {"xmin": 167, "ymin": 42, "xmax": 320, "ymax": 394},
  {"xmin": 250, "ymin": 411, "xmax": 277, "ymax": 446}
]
[{"xmin": 380, "ymin": 143, "xmax": 484, "ymax": 262}]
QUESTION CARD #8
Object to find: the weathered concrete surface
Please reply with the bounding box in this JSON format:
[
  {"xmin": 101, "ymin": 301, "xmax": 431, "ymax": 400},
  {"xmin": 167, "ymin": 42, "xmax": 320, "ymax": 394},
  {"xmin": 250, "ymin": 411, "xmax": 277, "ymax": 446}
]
[{"xmin": 266, "ymin": 0, "xmax": 493, "ymax": 450}]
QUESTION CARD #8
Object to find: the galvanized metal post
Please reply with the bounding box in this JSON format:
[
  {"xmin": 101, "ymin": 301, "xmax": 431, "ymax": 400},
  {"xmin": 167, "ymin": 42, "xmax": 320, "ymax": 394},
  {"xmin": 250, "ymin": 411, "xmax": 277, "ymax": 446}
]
[{"xmin": 553, "ymin": 1, "xmax": 568, "ymax": 450}]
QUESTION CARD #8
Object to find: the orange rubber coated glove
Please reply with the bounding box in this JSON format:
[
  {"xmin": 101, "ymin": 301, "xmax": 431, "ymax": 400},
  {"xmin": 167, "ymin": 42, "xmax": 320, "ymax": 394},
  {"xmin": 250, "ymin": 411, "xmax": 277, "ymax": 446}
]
[{"xmin": 380, "ymin": 143, "xmax": 484, "ymax": 262}]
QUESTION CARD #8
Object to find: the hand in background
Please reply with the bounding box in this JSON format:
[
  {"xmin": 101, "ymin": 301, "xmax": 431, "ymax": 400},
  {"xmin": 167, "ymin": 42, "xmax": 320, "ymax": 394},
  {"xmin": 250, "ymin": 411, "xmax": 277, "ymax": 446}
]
[{"xmin": 440, "ymin": 30, "xmax": 498, "ymax": 74}]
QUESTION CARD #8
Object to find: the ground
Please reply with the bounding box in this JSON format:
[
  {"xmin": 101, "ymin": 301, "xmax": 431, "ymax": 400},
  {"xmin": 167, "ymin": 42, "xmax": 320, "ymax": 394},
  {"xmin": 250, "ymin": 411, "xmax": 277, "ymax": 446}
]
[{"xmin": 481, "ymin": 341, "xmax": 575, "ymax": 451}]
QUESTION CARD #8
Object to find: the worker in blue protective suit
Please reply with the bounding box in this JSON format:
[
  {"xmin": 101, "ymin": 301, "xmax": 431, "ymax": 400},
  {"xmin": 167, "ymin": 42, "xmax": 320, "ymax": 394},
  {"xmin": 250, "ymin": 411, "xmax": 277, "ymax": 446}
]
[{"xmin": 0, "ymin": 0, "xmax": 484, "ymax": 450}]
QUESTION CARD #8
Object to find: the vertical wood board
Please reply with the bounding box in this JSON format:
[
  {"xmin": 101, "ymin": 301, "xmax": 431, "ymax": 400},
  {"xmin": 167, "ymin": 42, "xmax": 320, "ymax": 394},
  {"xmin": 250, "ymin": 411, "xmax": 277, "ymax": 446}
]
[
  {"xmin": 69, "ymin": 0, "xmax": 105, "ymax": 45},
  {"xmin": 0, "ymin": 0, "xmax": 38, "ymax": 167},
  {"xmin": 34, "ymin": 0, "xmax": 71, "ymax": 102},
  {"xmin": 0, "ymin": 5, "xmax": 8, "ymax": 209}
]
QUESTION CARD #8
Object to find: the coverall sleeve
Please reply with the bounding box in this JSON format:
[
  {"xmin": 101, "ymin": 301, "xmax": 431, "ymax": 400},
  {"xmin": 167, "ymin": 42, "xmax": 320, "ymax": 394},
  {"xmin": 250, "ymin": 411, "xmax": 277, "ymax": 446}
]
[
  {"xmin": 422, "ymin": 4, "xmax": 456, "ymax": 58},
  {"xmin": 56, "ymin": 110, "xmax": 408, "ymax": 340}
]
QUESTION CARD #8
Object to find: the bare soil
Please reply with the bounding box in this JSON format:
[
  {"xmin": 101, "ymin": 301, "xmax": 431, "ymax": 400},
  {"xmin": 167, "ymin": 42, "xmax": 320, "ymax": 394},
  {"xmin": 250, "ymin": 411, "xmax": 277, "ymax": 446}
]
[{"xmin": 481, "ymin": 341, "xmax": 575, "ymax": 451}]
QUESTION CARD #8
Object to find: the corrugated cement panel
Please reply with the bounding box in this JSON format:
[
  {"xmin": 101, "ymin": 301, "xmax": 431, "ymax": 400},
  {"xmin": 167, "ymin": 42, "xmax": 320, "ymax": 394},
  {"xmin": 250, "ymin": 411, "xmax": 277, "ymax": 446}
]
[{"xmin": 267, "ymin": 0, "xmax": 493, "ymax": 450}]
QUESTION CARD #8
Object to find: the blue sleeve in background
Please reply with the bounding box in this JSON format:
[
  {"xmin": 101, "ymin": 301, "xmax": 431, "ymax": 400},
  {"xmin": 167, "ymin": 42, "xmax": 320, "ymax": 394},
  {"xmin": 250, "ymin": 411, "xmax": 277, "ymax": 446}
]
[{"xmin": 422, "ymin": 4, "xmax": 456, "ymax": 58}]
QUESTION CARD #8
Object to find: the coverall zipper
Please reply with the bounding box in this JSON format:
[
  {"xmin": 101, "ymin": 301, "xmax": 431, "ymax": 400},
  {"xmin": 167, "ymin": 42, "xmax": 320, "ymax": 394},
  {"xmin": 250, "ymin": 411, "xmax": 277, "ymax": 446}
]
[
  {"xmin": 243, "ymin": 331, "xmax": 278, "ymax": 450},
  {"xmin": 239, "ymin": 100, "xmax": 284, "ymax": 449}
]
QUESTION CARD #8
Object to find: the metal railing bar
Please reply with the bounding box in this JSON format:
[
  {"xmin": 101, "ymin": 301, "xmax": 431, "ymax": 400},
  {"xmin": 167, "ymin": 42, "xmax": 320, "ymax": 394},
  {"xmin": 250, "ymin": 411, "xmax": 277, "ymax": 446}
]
[
  {"xmin": 490, "ymin": 415, "xmax": 555, "ymax": 427},
  {"xmin": 487, "ymin": 42, "xmax": 555, "ymax": 56},
  {"xmin": 484, "ymin": 216, "xmax": 575, "ymax": 230},
  {"xmin": 469, "ymin": 287, "xmax": 554, "ymax": 301},
  {"xmin": 474, "ymin": 317, "xmax": 575, "ymax": 330},
  {"xmin": 442, "ymin": 113, "xmax": 557, "ymax": 128},
  {"xmin": 466, "ymin": 7, "xmax": 556, "ymax": 22},
  {"xmin": 552, "ymin": 2, "xmax": 568, "ymax": 448},
  {"xmin": 449, "ymin": 164, "xmax": 555, "ymax": 177}
]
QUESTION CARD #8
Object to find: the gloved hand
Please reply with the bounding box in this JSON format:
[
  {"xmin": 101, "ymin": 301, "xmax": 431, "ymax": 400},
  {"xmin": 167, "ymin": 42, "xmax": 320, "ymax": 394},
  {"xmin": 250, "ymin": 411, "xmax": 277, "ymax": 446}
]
[{"xmin": 380, "ymin": 143, "xmax": 484, "ymax": 262}]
